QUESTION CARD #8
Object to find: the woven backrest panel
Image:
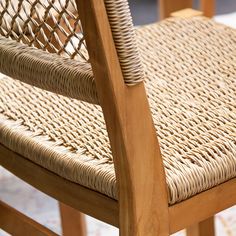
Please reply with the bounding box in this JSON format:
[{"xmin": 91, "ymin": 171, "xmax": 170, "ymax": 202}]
[
  {"xmin": 0, "ymin": 0, "xmax": 144, "ymax": 104},
  {"xmin": 0, "ymin": 0, "xmax": 144, "ymax": 86},
  {"xmin": 0, "ymin": 0, "xmax": 99, "ymax": 103},
  {"xmin": 0, "ymin": 0, "xmax": 88, "ymax": 60}
]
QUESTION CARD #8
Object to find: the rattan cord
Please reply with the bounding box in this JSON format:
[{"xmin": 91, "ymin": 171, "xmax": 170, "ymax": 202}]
[
  {"xmin": 1, "ymin": 17, "xmax": 236, "ymax": 204},
  {"xmin": 0, "ymin": 0, "xmax": 87, "ymax": 60},
  {"xmin": 0, "ymin": 36, "xmax": 98, "ymax": 104},
  {"xmin": 104, "ymin": 0, "xmax": 144, "ymax": 85},
  {"xmin": 0, "ymin": 0, "xmax": 144, "ymax": 103}
]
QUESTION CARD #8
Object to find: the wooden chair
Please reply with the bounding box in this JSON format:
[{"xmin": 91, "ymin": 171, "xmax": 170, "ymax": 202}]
[
  {"xmin": 159, "ymin": 0, "xmax": 215, "ymax": 19},
  {"xmin": 0, "ymin": 0, "xmax": 236, "ymax": 235}
]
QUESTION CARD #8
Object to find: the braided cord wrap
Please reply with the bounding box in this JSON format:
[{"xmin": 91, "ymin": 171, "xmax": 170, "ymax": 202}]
[{"xmin": 104, "ymin": 0, "xmax": 144, "ymax": 85}]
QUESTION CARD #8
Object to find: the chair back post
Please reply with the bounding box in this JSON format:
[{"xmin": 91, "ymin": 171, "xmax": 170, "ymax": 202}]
[
  {"xmin": 76, "ymin": 0, "xmax": 169, "ymax": 235},
  {"xmin": 200, "ymin": 0, "xmax": 215, "ymax": 18}
]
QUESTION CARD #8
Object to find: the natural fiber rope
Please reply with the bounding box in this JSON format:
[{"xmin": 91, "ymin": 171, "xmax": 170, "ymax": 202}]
[
  {"xmin": 138, "ymin": 17, "xmax": 236, "ymax": 203},
  {"xmin": 0, "ymin": 0, "xmax": 87, "ymax": 60},
  {"xmin": 0, "ymin": 0, "xmax": 99, "ymax": 104},
  {"xmin": 1, "ymin": 17, "xmax": 236, "ymax": 204},
  {"xmin": 0, "ymin": 0, "xmax": 145, "ymax": 94},
  {"xmin": 0, "ymin": 36, "xmax": 98, "ymax": 104},
  {"xmin": 104, "ymin": 0, "xmax": 144, "ymax": 85}
]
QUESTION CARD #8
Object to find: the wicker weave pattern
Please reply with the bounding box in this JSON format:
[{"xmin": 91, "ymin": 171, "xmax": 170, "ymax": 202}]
[
  {"xmin": 137, "ymin": 17, "xmax": 236, "ymax": 204},
  {"xmin": 104, "ymin": 0, "xmax": 144, "ymax": 85},
  {"xmin": 0, "ymin": 77, "xmax": 116, "ymax": 198},
  {"xmin": 0, "ymin": 0, "xmax": 99, "ymax": 103},
  {"xmin": 0, "ymin": 36, "xmax": 98, "ymax": 103},
  {"xmin": 0, "ymin": 0, "xmax": 87, "ymax": 59},
  {"xmin": 0, "ymin": 0, "xmax": 144, "ymax": 96},
  {"xmin": 0, "ymin": 17, "xmax": 236, "ymax": 204}
]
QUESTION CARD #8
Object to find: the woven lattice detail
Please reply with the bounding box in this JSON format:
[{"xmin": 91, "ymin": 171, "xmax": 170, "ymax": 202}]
[
  {"xmin": 0, "ymin": 0, "xmax": 144, "ymax": 87},
  {"xmin": 1, "ymin": 17, "xmax": 236, "ymax": 204},
  {"xmin": 0, "ymin": 0, "xmax": 88, "ymax": 60}
]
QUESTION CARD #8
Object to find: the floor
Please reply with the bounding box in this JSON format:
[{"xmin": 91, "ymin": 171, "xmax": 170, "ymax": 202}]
[{"xmin": 1, "ymin": 2, "xmax": 236, "ymax": 236}]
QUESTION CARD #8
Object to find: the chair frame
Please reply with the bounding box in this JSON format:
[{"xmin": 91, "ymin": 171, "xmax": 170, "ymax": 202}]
[
  {"xmin": 0, "ymin": 0, "xmax": 236, "ymax": 235},
  {"xmin": 159, "ymin": 0, "xmax": 215, "ymax": 19}
]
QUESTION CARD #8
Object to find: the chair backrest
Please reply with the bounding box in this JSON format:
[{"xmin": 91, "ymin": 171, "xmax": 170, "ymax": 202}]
[
  {"xmin": 0, "ymin": 0, "xmax": 84, "ymax": 56},
  {"xmin": 0, "ymin": 0, "xmax": 169, "ymax": 234},
  {"xmin": 0, "ymin": 0, "xmax": 144, "ymax": 103}
]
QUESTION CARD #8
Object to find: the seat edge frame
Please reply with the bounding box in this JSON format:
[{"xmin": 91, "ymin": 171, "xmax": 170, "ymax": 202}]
[
  {"xmin": 0, "ymin": 144, "xmax": 119, "ymax": 228},
  {"xmin": 1, "ymin": 143, "xmax": 236, "ymax": 235}
]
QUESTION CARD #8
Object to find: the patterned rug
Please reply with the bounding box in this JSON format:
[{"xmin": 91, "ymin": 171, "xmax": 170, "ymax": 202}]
[{"xmin": 1, "ymin": 13, "xmax": 236, "ymax": 236}]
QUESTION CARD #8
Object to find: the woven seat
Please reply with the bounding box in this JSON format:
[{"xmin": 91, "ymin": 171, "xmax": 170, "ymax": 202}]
[{"xmin": 1, "ymin": 16, "xmax": 236, "ymax": 205}]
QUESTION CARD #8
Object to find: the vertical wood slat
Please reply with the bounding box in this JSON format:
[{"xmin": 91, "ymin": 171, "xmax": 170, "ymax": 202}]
[
  {"xmin": 200, "ymin": 0, "xmax": 215, "ymax": 17},
  {"xmin": 0, "ymin": 200, "xmax": 58, "ymax": 236},
  {"xmin": 159, "ymin": 0, "xmax": 193, "ymax": 19},
  {"xmin": 159, "ymin": 0, "xmax": 215, "ymax": 19},
  {"xmin": 186, "ymin": 216, "xmax": 215, "ymax": 236},
  {"xmin": 59, "ymin": 202, "xmax": 87, "ymax": 236},
  {"xmin": 76, "ymin": 0, "xmax": 169, "ymax": 235}
]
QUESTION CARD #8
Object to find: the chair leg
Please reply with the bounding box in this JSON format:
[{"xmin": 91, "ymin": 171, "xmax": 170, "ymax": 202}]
[
  {"xmin": 59, "ymin": 202, "xmax": 87, "ymax": 236},
  {"xmin": 159, "ymin": 0, "xmax": 193, "ymax": 19},
  {"xmin": 186, "ymin": 216, "xmax": 215, "ymax": 236}
]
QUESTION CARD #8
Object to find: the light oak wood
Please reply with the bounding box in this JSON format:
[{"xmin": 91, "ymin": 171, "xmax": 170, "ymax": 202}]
[
  {"xmin": 0, "ymin": 144, "xmax": 118, "ymax": 227},
  {"xmin": 159, "ymin": 0, "xmax": 214, "ymax": 19},
  {"xmin": 200, "ymin": 0, "xmax": 215, "ymax": 18},
  {"xmin": 76, "ymin": 0, "xmax": 169, "ymax": 235},
  {"xmin": 0, "ymin": 2, "xmax": 234, "ymax": 236},
  {"xmin": 169, "ymin": 177, "xmax": 236, "ymax": 234},
  {"xmin": 0, "ymin": 200, "xmax": 57, "ymax": 236},
  {"xmin": 186, "ymin": 217, "xmax": 215, "ymax": 236},
  {"xmin": 59, "ymin": 202, "xmax": 87, "ymax": 236},
  {"xmin": 160, "ymin": 0, "xmax": 193, "ymax": 19}
]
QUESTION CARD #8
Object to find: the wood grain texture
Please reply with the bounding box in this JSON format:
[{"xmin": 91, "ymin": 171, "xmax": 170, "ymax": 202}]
[
  {"xmin": 0, "ymin": 200, "xmax": 58, "ymax": 236},
  {"xmin": 159, "ymin": 0, "xmax": 214, "ymax": 19},
  {"xmin": 0, "ymin": 144, "xmax": 118, "ymax": 227},
  {"xmin": 169, "ymin": 178, "xmax": 236, "ymax": 234},
  {"xmin": 76, "ymin": 0, "xmax": 169, "ymax": 235},
  {"xmin": 186, "ymin": 217, "xmax": 215, "ymax": 236},
  {"xmin": 0, "ymin": 2, "xmax": 233, "ymax": 236},
  {"xmin": 59, "ymin": 202, "xmax": 87, "ymax": 236},
  {"xmin": 200, "ymin": 0, "xmax": 215, "ymax": 17},
  {"xmin": 159, "ymin": 0, "xmax": 193, "ymax": 19}
]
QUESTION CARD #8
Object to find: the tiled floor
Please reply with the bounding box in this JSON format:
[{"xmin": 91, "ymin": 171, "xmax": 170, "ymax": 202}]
[{"xmin": 1, "ymin": 5, "xmax": 236, "ymax": 236}]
